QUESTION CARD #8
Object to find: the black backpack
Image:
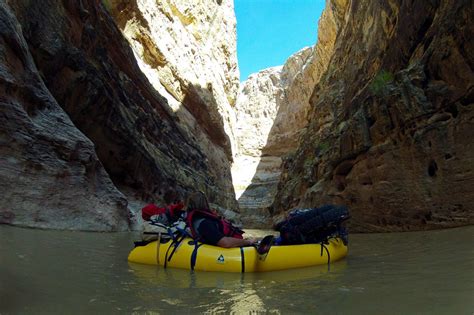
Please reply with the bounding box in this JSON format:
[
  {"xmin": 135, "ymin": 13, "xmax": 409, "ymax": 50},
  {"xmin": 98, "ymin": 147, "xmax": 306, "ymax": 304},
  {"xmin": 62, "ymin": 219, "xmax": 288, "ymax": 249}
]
[{"xmin": 275, "ymin": 204, "xmax": 350, "ymax": 245}]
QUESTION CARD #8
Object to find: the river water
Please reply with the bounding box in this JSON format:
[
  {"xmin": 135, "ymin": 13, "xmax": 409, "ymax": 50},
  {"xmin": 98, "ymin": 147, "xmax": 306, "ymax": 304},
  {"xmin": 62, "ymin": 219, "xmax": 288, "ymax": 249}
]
[{"xmin": 0, "ymin": 225, "xmax": 473, "ymax": 314}]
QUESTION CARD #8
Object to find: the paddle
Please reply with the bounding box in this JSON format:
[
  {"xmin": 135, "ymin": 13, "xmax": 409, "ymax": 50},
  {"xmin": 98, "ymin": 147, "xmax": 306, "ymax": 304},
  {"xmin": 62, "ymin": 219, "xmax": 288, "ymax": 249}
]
[{"xmin": 254, "ymin": 235, "xmax": 275, "ymax": 260}]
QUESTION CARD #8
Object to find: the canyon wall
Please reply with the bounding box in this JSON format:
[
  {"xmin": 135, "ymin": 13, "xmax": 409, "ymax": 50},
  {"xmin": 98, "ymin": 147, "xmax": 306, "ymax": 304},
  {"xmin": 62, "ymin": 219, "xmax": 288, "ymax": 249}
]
[
  {"xmin": 272, "ymin": 0, "xmax": 474, "ymax": 231},
  {"xmin": 0, "ymin": 0, "xmax": 239, "ymax": 230},
  {"xmin": 1, "ymin": 0, "xmax": 472, "ymax": 232},
  {"xmin": 105, "ymin": 0, "xmax": 242, "ymax": 215},
  {"xmin": 0, "ymin": 1, "xmax": 129, "ymax": 230},
  {"xmin": 232, "ymin": 65, "xmax": 283, "ymax": 226},
  {"xmin": 233, "ymin": 0, "xmax": 348, "ymax": 227},
  {"xmin": 107, "ymin": 0, "xmax": 240, "ymax": 160}
]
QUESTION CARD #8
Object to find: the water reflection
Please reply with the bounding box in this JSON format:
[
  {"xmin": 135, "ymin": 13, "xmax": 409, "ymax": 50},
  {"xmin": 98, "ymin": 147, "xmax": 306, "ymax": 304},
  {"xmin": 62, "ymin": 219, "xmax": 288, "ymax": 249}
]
[
  {"xmin": 128, "ymin": 260, "xmax": 347, "ymax": 288},
  {"xmin": 127, "ymin": 260, "xmax": 348, "ymax": 313},
  {"xmin": 1, "ymin": 225, "xmax": 473, "ymax": 314}
]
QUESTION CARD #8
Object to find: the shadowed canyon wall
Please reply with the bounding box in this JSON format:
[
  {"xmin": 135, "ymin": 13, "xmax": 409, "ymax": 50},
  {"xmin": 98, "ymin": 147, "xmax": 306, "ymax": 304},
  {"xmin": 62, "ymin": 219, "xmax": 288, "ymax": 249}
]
[
  {"xmin": 270, "ymin": 0, "xmax": 474, "ymax": 232},
  {"xmin": 0, "ymin": 2, "xmax": 129, "ymax": 230},
  {"xmin": 103, "ymin": 0, "xmax": 241, "ymax": 218},
  {"xmin": 106, "ymin": 0, "xmax": 240, "ymax": 158},
  {"xmin": 0, "ymin": 0, "xmax": 239, "ymax": 231}
]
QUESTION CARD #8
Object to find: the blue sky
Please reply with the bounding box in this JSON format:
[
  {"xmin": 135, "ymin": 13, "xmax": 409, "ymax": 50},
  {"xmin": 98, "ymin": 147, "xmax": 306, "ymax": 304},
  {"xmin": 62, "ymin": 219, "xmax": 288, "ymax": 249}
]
[{"xmin": 235, "ymin": 0, "xmax": 326, "ymax": 81}]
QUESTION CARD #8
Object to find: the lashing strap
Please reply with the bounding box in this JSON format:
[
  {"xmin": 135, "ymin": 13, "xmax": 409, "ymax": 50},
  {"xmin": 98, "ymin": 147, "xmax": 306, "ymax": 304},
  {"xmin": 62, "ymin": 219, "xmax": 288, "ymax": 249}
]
[
  {"xmin": 190, "ymin": 240, "xmax": 203, "ymax": 271},
  {"xmin": 240, "ymin": 247, "xmax": 245, "ymax": 273},
  {"xmin": 320, "ymin": 242, "xmax": 331, "ymax": 271},
  {"xmin": 164, "ymin": 234, "xmax": 186, "ymax": 268}
]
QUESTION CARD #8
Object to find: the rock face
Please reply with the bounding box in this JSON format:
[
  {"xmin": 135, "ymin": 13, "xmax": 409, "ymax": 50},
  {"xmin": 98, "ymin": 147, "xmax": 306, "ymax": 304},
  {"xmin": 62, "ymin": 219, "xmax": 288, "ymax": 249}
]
[
  {"xmin": 272, "ymin": 0, "xmax": 474, "ymax": 231},
  {"xmin": 0, "ymin": 2, "xmax": 129, "ymax": 231},
  {"xmin": 0, "ymin": 0, "xmax": 239, "ymax": 230},
  {"xmin": 233, "ymin": 0, "xmax": 347, "ymax": 227},
  {"xmin": 232, "ymin": 66, "xmax": 283, "ymax": 226},
  {"xmin": 106, "ymin": 0, "xmax": 242, "ymax": 213},
  {"xmin": 1, "ymin": 0, "xmax": 472, "ymax": 233},
  {"xmin": 107, "ymin": 0, "xmax": 240, "ymax": 158}
]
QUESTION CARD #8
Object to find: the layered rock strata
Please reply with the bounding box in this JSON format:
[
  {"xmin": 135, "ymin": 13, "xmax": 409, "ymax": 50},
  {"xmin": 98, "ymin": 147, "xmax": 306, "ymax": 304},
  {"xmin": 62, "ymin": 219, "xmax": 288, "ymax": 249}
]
[
  {"xmin": 0, "ymin": 2, "xmax": 128, "ymax": 230},
  {"xmin": 232, "ymin": 66, "xmax": 283, "ymax": 227},
  {"xmin": 1, "ymin": 0, "xmax": 239, "ymax": 230},
  {"xmin": 107, "ymin": 0, "xmax": 240, "ymax": 160},
  {"xmin": 2, "ymin": 0, "xmax": 471, "ymax": 233},
  {"xmin": 106, "ymin": 0, "xmax": 241, "ymax": 215},
  {"xmin": 272, "ymin": 0, "xmax": 474, "ymax": 231},
  {"xmin": 233, "ymin": 0, "xmax": 347, "ymax": 227}
]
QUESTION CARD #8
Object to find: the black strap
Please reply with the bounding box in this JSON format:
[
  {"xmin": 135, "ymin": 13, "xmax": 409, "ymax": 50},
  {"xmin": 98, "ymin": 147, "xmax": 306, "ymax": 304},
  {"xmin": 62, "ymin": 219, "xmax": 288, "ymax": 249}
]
[
  {"xmin": 320, "ymin": 242, "xmax": 331, "ymax": 271},
  {"xmin": 190, "ymin": 241, "xmax": 203, "ymax": 271},
  {"xmin": 164, "ymin": 234, "xmax": 185, "ymax": 268},
  {"xmin": 164, "ymin": 242, "xmax": 172, "ymax": 268},
  {"xmin": 168, "ymin": 235, "xmax": 186, "ymax": 261},
  {"xmin": 240, "ymin": 247, "xmax": 245, "ymax": 273}
]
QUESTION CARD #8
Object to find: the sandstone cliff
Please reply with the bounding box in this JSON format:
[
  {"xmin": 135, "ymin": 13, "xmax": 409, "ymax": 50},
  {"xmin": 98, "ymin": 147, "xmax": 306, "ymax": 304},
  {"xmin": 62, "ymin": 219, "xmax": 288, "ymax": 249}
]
[
  {"xmin": 233, "ymin": 0, "xmax": 348, "ymax": 227},
  {"xmin": 107, "ymin": 0, "xmax": 240, "ymax": 159},
  {"xmin": 104, "ymin": 0, "xmax": 241, "ymax": 214},
  {"xmin": 232, "ymin": 66, "xmax": 283, "ymax": 226},
  {"xmin": 1, "ymin": 0, "xmax": 472, "ymax": 232},
  {"xmin": 0, "ymin": 0, "xmax": 239, "ymax": 231},
  {"xmin": 272, "ymin": 0, "xmax": 474, "ymax": 232},
  {"xmin": 0, "ymin": 2, "xmax": 129, "ymax": 230}
]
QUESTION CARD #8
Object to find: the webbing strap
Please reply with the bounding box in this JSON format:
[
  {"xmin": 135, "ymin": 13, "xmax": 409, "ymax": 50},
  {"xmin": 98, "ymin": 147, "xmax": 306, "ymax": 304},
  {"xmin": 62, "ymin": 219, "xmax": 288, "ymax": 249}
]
[
  {"xmin": 167, "ymin": 227, "xmax": 178, "ymax": 242},
  {"xmin": 176, "ymin": 226, "xmax": 193, "ymax": 238},
  {"xmin": 156, "ymin": 232, "xmax": 161, "ymax": 265},
  {"xmin": 320, "ymin": 242, "xmax": 331, "ymax": 271},
  {"xmin": 240, "ymin": 247, "xmax": 245, "ymax": 273},
  {"xmin": 164, "ymin": 242, "xmax": 172, "ymax": 269},
  {"xmin": 164, "ymin": 234, "xmax": 185, "ymax": 268},
  {"xmin": 190, "ymin": 241, "xmax": 203, "ymax": 271}
]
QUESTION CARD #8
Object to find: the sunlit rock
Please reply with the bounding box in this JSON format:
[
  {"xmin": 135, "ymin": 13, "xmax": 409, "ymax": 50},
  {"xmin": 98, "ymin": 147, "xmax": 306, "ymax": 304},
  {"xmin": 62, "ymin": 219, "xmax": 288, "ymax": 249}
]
[
  {"xmin": 232, "ymin": 0, "xmax": 346, "ymax": 227},
  {"xmin": 273, "ymin": 0, "xmax": 474, "ymax": 232},
  {"xmin": 108, "ymin": 0, "xmax": 240, "ymax": 158},
  {"xmin": 107, "ymin": 0, "xmax": 241, "ymax": 212},
  {"xmin": 0, "ymin": 0, "xmax": 239, "ymax": 231}
]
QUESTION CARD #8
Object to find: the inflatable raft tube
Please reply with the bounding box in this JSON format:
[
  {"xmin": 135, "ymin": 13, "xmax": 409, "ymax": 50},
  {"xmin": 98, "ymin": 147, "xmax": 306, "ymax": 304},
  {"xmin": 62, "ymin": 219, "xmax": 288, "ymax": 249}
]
[{"xmin": 128, "ymin": 237, "xmax": 348, "ymax": 272}]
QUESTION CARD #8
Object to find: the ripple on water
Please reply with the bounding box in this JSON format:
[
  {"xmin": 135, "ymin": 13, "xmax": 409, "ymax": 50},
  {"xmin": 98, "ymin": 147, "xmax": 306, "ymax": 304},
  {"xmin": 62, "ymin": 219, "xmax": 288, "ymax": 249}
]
[{"xmin": 1, "ymin": 225, "xmax": 473, "ymax": 314}]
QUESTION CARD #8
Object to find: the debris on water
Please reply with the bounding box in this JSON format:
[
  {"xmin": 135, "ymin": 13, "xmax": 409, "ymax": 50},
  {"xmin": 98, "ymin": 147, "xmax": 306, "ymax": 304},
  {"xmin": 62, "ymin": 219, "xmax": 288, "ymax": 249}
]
[
  {"xmin": 162, "ymin": 298, "xmax": 182, "ymax": 305},
  {"xmin": 338, "ymin": 286, "xmax": 350, "ymax": 292}
]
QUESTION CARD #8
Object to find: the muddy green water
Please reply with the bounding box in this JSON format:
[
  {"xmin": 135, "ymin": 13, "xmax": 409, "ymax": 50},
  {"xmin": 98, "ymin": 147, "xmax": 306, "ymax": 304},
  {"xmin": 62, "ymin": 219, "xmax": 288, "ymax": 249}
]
[{"xmin": 0, "ymin": 225, "xmax": 473, "ymax": 314}]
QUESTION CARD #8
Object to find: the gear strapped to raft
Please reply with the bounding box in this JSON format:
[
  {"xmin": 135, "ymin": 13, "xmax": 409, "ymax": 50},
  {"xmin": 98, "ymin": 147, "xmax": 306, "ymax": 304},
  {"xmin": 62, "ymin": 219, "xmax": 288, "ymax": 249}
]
[
  {"xmin": 133, "ymin": 204, "xmax": 350, "ymax": 271},
  {"xmin": 275, "ymin": 204, "xmax": 350, "ymax": 246}
]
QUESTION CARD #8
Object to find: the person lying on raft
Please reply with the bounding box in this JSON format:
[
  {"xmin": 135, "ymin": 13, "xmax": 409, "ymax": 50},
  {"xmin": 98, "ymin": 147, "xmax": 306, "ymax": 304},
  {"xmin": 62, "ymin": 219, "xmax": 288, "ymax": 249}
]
[{"xmin": 185, "ymin": 191, "xmax": 257, "ymax": 248}]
